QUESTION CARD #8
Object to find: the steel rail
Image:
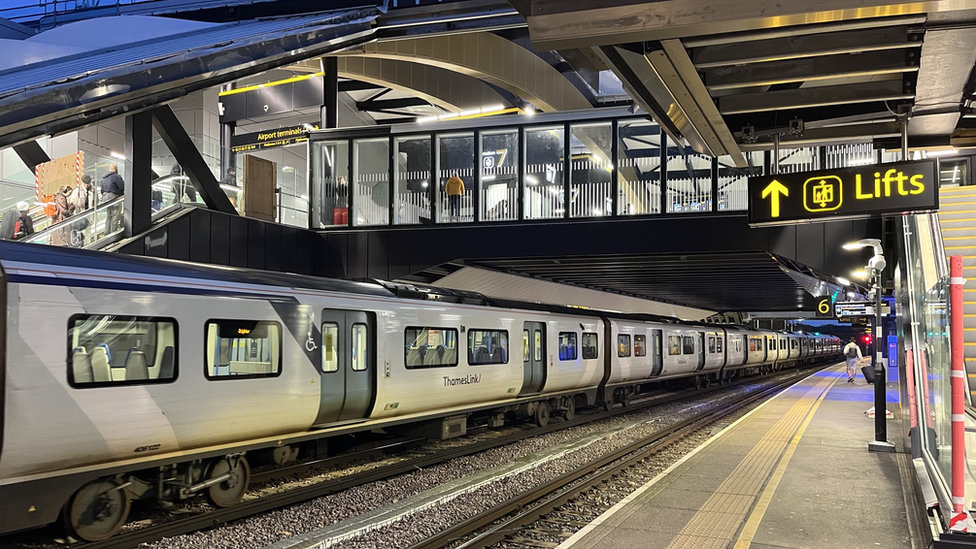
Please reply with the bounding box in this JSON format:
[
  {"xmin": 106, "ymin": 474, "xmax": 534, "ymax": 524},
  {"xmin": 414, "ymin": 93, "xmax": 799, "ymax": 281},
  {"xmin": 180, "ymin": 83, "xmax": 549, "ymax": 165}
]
[
  {"xmin": 404, "ymin": 370, "xmax": 817, "ymax": 549},
  {"xmin": 70, "ymin": 364, "xmax": 825, "ymax": 549}
]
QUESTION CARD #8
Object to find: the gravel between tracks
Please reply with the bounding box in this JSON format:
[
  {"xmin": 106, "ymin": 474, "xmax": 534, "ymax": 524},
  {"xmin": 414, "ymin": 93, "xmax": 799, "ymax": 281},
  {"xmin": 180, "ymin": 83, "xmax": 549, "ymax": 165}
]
[{"xmin": 146, "ymin": 378, "xmax": 788, "ymax": 549}]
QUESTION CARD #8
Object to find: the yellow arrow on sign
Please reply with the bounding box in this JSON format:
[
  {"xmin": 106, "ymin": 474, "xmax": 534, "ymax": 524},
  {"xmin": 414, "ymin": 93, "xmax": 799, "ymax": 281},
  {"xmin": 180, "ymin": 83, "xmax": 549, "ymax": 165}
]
[{"xmin": 761, "ymin": 180, "xmax": 789, "ymax": 218}]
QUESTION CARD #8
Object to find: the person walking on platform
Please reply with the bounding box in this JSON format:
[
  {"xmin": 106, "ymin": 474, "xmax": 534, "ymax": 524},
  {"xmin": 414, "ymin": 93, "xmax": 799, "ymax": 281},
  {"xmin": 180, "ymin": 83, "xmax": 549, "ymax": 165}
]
[
  {"xmin": 843, "ymin": 337, "xmax": 862, "ymax": 383},
  {"xmin": 445, "ymin": 175, "xmax": 464, "ymax": 221}
]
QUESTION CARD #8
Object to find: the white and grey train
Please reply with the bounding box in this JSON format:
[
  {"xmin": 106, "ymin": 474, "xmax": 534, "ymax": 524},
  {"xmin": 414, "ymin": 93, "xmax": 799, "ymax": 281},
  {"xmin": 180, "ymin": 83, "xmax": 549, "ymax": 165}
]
[{"xmin": 0, "ymin": 242, "xmax": 841, "ymax": 540}]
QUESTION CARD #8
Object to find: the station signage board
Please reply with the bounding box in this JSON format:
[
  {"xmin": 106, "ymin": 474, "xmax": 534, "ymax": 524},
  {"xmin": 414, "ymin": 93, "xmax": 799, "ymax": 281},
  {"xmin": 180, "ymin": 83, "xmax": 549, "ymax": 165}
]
[
  {"xmin": 230, "ymin": 124, "xmax": 318, "ymax": 153},
  {"xmin": 835, "ymin": 300, "xmax": 890, "ymax": 320},
  {"xmin": 815, "ymin": 296, "xmax": 834, "ymax": 318},
  {"xmin": 748, "ymin": 160, "xmax": 938, "ymax": 226}
]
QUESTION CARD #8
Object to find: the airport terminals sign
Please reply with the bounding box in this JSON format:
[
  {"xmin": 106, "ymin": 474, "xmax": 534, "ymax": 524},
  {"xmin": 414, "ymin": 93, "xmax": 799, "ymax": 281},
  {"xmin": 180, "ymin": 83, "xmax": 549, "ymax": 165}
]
[
  {"xmin": 230, "ymin": 124, "xmax": 318, "ymax": 153},
  {"xmin": 748, "ymin": 160, "xmax": 938, "ymax": 226}
]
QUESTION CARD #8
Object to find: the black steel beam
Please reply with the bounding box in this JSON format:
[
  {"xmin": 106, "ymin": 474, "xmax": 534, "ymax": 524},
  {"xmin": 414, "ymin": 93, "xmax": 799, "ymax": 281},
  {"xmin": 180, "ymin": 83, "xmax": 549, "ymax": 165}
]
[
  {"xmin": 151, "ymin": 105, "xmax": 237, "ymax": 215},
  {"xmin": 719, "ymin": 80, "xmax": 913, "ymax": 115},
  {"xmin": 337, "ymin": 80, "xmax": 385, "ymax": 93},
  {"xmin": 692, "ymin": 26, "xmax": 920, "ymax": 69},
  {"xmin": 13, "ymin": 140, "xmax": 49, "ymax": 174},
  {"xmin": 703, "ymin": 50, "xmax": 917, "ymax": 91},
  {"xmin": 125, "ymin": 111, "xmax": 154, "ymax": 237},
  {"xmin": 356, "ymin": 97, "xmax": 430, "ymax": 111}
]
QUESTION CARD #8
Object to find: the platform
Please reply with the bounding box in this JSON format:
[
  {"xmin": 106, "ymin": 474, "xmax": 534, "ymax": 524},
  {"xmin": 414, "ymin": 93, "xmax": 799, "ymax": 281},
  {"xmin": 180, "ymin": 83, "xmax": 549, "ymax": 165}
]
[{"xmin": 559, "ymin": 364, "xmax": 915, "ymax": 549}]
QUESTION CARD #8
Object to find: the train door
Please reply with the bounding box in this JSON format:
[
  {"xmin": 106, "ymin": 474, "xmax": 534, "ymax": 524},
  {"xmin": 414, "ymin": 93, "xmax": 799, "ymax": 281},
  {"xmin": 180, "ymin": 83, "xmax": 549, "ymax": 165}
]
[
  {"xmin": 696, "ymin": 331, "xmax": 705, "ymax": 370},
  {"xmin": 651, "ymin": 329, "xmax": 663, "ymax": 376},
  {"xmin": 521, "ymin": 321, "xmax": 547, "ymax": 394},
  {"xmin": 317, "ymin": 309, "xmax": 376, "ymax": 424}
]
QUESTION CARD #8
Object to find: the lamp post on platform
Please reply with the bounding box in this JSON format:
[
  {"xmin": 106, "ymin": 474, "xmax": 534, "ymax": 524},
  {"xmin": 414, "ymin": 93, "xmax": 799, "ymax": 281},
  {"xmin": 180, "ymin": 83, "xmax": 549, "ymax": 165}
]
[{"xmin": 843, "ymin": 238, "xmax": 895, "ymax": 452}]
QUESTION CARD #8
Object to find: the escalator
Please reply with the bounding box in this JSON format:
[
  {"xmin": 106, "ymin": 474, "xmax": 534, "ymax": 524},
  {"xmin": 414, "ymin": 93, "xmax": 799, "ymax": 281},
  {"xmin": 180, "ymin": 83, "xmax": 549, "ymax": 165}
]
[{"xmin": 20, "ymin": 195, "xmax": 192, "ymax": 251}]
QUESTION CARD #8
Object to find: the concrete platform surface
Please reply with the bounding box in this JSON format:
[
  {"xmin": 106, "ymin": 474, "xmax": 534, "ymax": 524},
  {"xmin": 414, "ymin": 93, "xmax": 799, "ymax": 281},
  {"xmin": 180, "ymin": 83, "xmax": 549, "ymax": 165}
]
[{"xmin": 559, "ymin": 365, "xmax": 914, "ymax": 549}]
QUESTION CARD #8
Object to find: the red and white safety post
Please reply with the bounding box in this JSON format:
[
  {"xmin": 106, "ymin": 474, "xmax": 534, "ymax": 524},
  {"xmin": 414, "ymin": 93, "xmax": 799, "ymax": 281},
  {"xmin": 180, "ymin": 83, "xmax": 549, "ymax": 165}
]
[{"xmin": 950, "ymin": 255, "xmax": 968, "ymax": 532}]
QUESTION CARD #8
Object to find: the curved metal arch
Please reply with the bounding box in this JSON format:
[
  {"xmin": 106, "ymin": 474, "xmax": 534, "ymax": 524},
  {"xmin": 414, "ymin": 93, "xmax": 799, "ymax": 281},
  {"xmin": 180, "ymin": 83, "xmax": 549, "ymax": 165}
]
[
  {"xmin": 335, "ymin": 56, "xmax": 509, "ymax": 113},
  {"xmin": 334, "ymin": 33, "xmax": 592, "ymax": 112}
]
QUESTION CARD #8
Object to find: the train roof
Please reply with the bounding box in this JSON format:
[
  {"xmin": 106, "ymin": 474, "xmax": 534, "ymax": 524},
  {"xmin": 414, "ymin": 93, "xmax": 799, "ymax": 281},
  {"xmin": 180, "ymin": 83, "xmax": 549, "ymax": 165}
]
[
  {"xmin": 0, "ymin": 243, "xmax": 835, "ymax": 338},
  {"xmin": 0, "ymin": 240, "xmax": 395, "ymax": 299}
]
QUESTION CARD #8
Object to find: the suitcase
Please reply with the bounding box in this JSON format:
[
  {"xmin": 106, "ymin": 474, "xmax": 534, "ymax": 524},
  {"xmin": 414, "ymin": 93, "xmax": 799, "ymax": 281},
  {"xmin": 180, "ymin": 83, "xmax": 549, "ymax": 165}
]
[
  {"xmin": 861, "ymin": 364, "xmax": 876, "ymax": 384},
  {"xmin": 333, "ymin": 207, "xmax": 348, "ymax": 225}
]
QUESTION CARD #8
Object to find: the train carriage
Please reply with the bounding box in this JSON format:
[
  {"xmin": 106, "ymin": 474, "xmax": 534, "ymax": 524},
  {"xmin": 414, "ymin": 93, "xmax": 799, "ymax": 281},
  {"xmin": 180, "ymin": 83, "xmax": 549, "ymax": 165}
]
[{"xmin": 0, "ymin": 241, "xmax": 841, "ymax": 541}]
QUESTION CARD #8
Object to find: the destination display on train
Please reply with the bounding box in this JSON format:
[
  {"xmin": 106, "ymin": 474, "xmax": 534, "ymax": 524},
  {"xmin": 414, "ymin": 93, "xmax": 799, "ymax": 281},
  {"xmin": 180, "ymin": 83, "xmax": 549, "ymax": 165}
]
[{"xmin": 747, "ymin": 160, "xmax": 938, "ymax": 226}]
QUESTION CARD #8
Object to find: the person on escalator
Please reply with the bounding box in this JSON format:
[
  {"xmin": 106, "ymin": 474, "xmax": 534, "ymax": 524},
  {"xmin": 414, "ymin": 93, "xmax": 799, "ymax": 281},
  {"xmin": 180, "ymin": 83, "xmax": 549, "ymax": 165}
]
[
  {"xmin": 0, "ymin": 201, "xmax": 35, "ymax": 240},
  {"xmin": 100, "ymin": 164, "xmax": 125, "ymax": 233}
]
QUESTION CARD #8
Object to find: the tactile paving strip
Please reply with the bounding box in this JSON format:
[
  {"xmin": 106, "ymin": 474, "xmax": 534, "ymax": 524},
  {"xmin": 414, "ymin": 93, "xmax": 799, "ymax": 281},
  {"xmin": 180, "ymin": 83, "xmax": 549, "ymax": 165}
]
[{"xmin": 664, "ymin": 376, "xmax": 835, "ymax": 549}]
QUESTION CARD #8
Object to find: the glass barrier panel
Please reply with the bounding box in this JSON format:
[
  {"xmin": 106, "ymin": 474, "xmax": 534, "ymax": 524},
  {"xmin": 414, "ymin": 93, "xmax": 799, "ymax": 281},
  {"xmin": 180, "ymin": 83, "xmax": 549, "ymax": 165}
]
[
  {"xmin": 717, "ymin": 151, "xmax": 763, "ymax": 212},
  {"xmin": 481, "ymin": 130, "xmax": 518, "ymax": 222},
  {"xmin": 524, "ymin": 126, "xmax": 564, "ymax": 220},
  {"xmin": 776, "ymin": 146, "xmax": 818, "ymax": 174},
  {"xmin": 823, "ymin": 143, "xmax": 874, "ymax": 170},
  {"xmin": 665, "ymin": 144, "xmax": 712, "ymax": 213},
  {"xmin": 617, "ymin": 119, "xmax": 661, "ymax": 215},
  {"xmin": 436, "ymin": 133, "xmax": 474, "ymax": 224},
  {"xmin": 902, "ymin": 213, "xmax": 952, "ymax": 489},
  {"xmin": 353, "ymin": 138, "xmax": 389, "ymax": 227},
  {"xmin": 569, "ymin": 122, "xmax": 612, "ymax": 218},
  {"xmin": 395, "ymin": 135, "xmax": 431, "ymax": 225},
  {"xmin": 312, "ymin": 140, "xmax": 350, "ymax": 228}
]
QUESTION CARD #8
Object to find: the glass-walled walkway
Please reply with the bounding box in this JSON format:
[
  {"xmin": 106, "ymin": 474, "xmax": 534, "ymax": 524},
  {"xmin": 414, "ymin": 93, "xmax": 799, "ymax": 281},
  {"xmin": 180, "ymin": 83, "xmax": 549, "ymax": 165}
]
[{"xmin": 308, "ymin": 109, "xmax": 883, "ymax": 230}]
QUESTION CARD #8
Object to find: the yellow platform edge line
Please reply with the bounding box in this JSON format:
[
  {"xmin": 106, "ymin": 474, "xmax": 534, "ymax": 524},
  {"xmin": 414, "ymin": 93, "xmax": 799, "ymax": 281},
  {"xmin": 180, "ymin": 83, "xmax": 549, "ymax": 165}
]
[{"xmin": 732, "ymin": 376, "xmax": 837, "ymax": 549}]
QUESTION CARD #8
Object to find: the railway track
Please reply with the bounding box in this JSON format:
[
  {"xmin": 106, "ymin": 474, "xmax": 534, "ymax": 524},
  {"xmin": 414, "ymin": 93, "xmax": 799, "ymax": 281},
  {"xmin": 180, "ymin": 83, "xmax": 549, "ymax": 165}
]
[
  {"xmin": 403, "ymin": 371, "xmax": 808, "ymax": 549},
  {"xmin": 8, "ymin": 367, "xmax": 820, "ymax": 549}
]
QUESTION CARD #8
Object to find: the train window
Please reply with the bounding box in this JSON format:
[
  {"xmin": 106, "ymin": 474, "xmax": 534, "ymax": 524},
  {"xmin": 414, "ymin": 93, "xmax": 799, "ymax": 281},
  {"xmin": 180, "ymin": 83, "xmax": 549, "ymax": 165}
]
[
  {"xmin": 617, "ymin": 334, "xmax": 631, "ymax": 357},
  {"xmin": 558, "ymin": 332, "xmax": 578, "ymax": 361},
  {"xmin": 582, "ymin": 332, "xmax": 599, "ymax": 359},
  {"xmin": 534, "ymin": 331, "xmax": 543, "ymax": 361},
  {"xmin": 469, "ymin": 329, "xmax": 510, "ymax": 365},
  {"xmin": 716, "ymin": 338, "xmax": 723, "ymax": 353},
  {"xmin": 523, "ymin": 331, "xmax": 529, "ymax": 363},
  {"xmin": 322, "ymin": 323, "xmax": 339, "ymax": 372},
  {"xmin": 205, "ymin": 320, "xmax": 281, "ymax": 380},
  {"xmin": 708, "ymin": 336, "xmax": 716, "ymax": 353},
  {"xmin": 748, "ymin": 337, "xmax": 758, "ymax": 352},
  {"xmin": 68, "ymin": 315, "xmax": 178, "ymax": 387},
  {"xmin": 668, "ymin": 335, "xmax": 681, "ymax": 355},
  {"xmin": 780, "ymin": 339, "xmax": 786, "ymax": 350},
  {"xmin": 634, "ymin": 335, "xmax": 646, "ymax": 357},
  {"xmin": 682, "ymin": 336, "xmax": 695, "ymax": 354},
  {"xmin": 351, "ymin": 324, "xmax": 368, "ymax": 371},
  {"xmin": 405, "ymin": 327, "xmax": 459, "ymax": 369},
  {"xmin": 791, "ymin": 339, "xmax": 798, "ymax": 350}
]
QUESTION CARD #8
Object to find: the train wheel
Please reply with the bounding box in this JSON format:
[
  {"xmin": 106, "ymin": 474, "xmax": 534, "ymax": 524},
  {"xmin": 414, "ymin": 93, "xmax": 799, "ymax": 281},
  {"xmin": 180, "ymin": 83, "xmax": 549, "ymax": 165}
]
[
  {"xmin": 64, "ymin": 478, "xmax": 131, "ymax": 541},
  {"xmin": 563, "ymin": 397, "xmax": 576, "ymax": 421},
  {"xmin": 535, "ymin": 401, "xmax": 550, "ymax": 427},
  {"xmin": 206, "ymin": 456, "xmax": 251, "ymax": 508}
]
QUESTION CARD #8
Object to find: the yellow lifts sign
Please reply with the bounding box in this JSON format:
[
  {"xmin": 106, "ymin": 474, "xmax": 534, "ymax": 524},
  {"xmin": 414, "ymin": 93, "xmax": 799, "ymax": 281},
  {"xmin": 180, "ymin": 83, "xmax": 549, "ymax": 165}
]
[{"xmin": 748, "ymin": 160, "xmax": 938, "ymax": 226}]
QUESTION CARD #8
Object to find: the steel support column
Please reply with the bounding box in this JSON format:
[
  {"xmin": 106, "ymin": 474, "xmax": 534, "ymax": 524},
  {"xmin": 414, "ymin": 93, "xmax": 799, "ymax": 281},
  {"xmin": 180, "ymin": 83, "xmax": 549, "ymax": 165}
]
[
  {"xmin": 660, "ymin": 133, "xmax": 668, "ymax": 213},
  {"xmin": 152, "ymin": 105, "xmax": 237, "ymax": 215},
  {"xmin": 124, "ymin": 111, "xmax": 153, "ymax": 237},
  {"xmin": 563, "ymin": 122, "xmax": 571, "ymax": 220},
  {"xmin": 220, "ymin": 120, "xmax": 235, "ymax": 178},
  {"xmin": 711, "ymin": 156, "xmax": 718, "ymax": 212},
  {"xmin": 322, "ymin": 56, "xmax": 339, "ymax": 129},
  {"xmin": 13, "ymin": 141, "xmax": 49, "ymax": 174},
  {"xmin": 473, "ymin": 129, "xmax": 482, "ymax": 222}
]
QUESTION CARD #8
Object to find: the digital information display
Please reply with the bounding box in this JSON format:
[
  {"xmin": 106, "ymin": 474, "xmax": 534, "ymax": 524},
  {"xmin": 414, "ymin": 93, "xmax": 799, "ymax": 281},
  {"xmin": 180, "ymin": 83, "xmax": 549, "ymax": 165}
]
[
  {"xmin": 835, "ymin": 300, "xmax": 890, "ymax": 319},
  {"xmin": 748, "ymin": 160, "xmax": 938, "ymax": 226}
]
